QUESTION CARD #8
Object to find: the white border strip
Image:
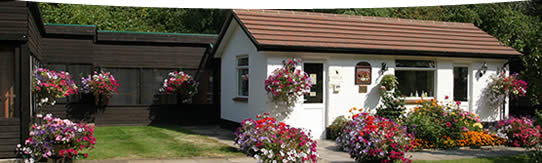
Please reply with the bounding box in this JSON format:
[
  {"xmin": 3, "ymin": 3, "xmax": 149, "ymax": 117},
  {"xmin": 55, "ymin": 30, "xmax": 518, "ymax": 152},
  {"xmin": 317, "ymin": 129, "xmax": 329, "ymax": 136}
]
[{"xmin": 20, "ymin": 0, "xmax": 526, "ymax": 9}]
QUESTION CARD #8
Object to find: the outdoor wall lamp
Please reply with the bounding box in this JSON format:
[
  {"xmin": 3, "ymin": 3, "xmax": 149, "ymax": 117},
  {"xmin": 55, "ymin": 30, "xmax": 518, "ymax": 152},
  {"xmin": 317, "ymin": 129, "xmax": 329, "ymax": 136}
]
[
  {"xmin": 380, "ymin": 62, "xmax": 388, "ymax": 75},
  {"xmin": 478, "ymin": 62, "xmax": 488, "ymax": 77}
]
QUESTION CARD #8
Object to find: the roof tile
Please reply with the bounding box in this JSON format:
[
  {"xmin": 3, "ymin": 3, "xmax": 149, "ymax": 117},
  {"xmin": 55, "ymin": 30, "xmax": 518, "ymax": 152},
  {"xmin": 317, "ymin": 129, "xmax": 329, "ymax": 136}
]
[{"xmin": 233, "ymin": 9, "xmax": 522, "ymax": 56}]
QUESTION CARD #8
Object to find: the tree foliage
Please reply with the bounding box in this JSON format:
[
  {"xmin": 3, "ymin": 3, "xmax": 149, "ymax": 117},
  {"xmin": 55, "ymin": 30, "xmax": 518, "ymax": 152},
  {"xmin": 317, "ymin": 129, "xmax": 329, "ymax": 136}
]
[{"xmin": 39, "ymin": 3, "xmax": 228, "ymax": 34}]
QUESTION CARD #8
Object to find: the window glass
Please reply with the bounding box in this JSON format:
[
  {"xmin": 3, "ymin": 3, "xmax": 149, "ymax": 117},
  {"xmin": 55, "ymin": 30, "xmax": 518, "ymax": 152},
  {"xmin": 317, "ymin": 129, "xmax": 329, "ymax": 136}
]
[
  {"xmin": 454, "ymin": 67, "xmax": 468, "ymax": 101},
  {"xmin": 238, "ymin": 69, "xmax": 249, "ymax": 96},
  {"xmin": 304, "ymin": 63, "xmax": 324, "ymax": 103},
  {"xmin": 396, "ymin": 60, "xmax": 435, "ymax": 68},
  {"xmin": 237, "ymin": 57, "xmax": 248, "ymax": 66},
  {"xmin": 105, "ymin": 68, "xmax": 139, "ymax": 105},
  {"xmin": 68, "ymin": 65, "xmax": 92, "ymax": 86},
  {"xmin": 0, "ymin": 47, "xmax": 15, "ymax": 118},
  {"xmin": 141, "ymin": 69, "xmax": 174, "ymax": 105},
  {"xmin": 67, "ymin": 65, "xmax": 91, "ymax": 103},
  {"xmin": 396, "ymin": 70, "xmax": 434, "ymax": 97}
]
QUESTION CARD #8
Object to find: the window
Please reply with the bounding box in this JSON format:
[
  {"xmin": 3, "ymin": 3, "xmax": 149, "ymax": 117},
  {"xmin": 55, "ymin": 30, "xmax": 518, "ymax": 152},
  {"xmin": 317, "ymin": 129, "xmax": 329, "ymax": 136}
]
[
  {"xmin": 140, "ymin": 69, "xmax": 177, "ymax": 104},
  {"xmin": 237, "ymin": 56, "xmax": 249, "ymax": 97},
  {"xmin": 395, "ymin": 60, "xmax": 435, "ymax": 97},
  {"xmin": 304, "ymin": 63, "xmax": 323, "ymax": 103},
  {"xmin": 104, "ymin": 68, "xmax": 139, "ymax": 105},
  {"xmin": 454, "ymin": 66, "xmax": 469, "ymax": 101}
]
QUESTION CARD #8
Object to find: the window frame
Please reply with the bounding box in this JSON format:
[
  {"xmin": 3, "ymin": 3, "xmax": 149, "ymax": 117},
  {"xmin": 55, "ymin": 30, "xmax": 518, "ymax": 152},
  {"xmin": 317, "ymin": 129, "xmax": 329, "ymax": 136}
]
[
  {"xmin": 395, "ymin": 60, "xmax": 437, "ymax": 98},
  {"xmin": 236, "ymin": 55, "xmax": 249, "ymax": 98},
  {"xmin": 453, "ymin": 64, "xmax": 470, "ymax": 102}
]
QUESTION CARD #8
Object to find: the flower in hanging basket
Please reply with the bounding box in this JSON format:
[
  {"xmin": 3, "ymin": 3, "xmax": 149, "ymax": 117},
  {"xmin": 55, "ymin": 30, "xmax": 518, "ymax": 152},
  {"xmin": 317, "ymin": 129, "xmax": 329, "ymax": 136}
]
[
  {"xmin": 16, "ymin": 114, "xmax": 96, "ymax": 162},
  {"xmin": 488, "ymin": 72, "xmax": 527, "ymax": 105},
  {"xmin": 159, "ymin": 71, "xmax": 199, "ymax": 104},
  {"xmin": 33, "ymin": 68, "xmax": 78, "ymax": 107},
  {"xmin": 81, "ymin": 71, "xmax": 119, "ymax": 104},
  {"xmin": 265, "ymin": 58, "xmax": 312, "ymax": 106}
]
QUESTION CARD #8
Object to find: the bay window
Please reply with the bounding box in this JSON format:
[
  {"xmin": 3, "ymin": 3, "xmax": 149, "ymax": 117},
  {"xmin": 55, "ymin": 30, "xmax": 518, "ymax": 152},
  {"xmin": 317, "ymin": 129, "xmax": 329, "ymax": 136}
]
[{"xmin": 395, "ymin": 60, "xmax": 435, "ymax": 97}]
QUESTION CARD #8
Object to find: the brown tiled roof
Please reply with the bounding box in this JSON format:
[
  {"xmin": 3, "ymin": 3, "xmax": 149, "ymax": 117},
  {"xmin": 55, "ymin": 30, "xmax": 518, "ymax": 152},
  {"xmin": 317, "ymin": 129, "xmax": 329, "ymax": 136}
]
[{"xmin": 231, "ymin": 9, "xmax": 522, "ymax": 57}]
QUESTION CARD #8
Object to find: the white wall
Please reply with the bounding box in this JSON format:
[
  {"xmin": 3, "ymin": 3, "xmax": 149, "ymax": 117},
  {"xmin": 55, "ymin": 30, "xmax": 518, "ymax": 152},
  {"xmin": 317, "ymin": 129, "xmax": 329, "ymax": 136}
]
[{"xmin": 218, "ymin": 21, "xmax": 267, "ymax": 123}]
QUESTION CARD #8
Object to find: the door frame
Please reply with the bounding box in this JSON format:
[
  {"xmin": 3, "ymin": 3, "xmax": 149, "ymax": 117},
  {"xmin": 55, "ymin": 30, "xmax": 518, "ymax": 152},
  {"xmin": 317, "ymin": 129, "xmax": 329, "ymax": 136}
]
[
  {"xmin": 302, "ymin": 60, "xmax": 327, "ymax": 139},
  {"xmin": 453, "ymin": 63, "xmax": 472, "ymax": 111}
]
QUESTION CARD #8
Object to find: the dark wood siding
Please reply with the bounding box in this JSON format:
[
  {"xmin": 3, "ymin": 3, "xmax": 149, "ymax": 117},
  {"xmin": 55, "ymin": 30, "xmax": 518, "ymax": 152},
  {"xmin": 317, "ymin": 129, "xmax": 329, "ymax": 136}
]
[
  {"xmin": 28, "ymin": 6, "xmax": 42, "ymax": 57},
  {"xmin": 0, "ymin": 1, "xmax": 27, "ymax": 35},
  {"xmin": 42, "ymin": 38, "xmax": 208, "ymax": 69},
  {"xmin": 92, "ymin": 44, "xmax": 206, "ymax": 68},
  {"xmin": 45, "ymin": 25, "xmax": 96, "ymax": 36},
  {"xmin": 98, "ymin": 32, "xmax": 216, "ymax": 45},
  {"xmin": 0, "ymin": 119, "xmax": 19, "ymax": 158},
  {"xmin": 41, "ymin": 38, "xmax": 95, "ymax": 63},
  {"xmin": 41, "ymin": 104, "xmax": 219, "ymax": 126}
]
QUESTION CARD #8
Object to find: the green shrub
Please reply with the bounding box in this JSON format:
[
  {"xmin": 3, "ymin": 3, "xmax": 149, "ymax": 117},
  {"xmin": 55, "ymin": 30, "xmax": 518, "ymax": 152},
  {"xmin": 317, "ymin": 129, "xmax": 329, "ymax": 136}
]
[
  {"xmin": 379, "ymin": 74, "xmax": 398, "ymax": 91},
  {"xmin": 327, "ymin": 116, "xmax": 348, "ymax": 140},
  {"xmin": 375, "ymin": 74, "xmax": 405, "ymax": 121}
]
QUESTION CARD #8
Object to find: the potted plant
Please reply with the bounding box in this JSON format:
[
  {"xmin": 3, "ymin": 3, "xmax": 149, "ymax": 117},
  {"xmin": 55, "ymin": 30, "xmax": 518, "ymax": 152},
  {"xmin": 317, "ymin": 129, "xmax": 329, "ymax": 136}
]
[
  {"xmin": 32, "ymin": 68, "xmax": 78, "ymax": 111},
  {"xmin": 159, "ymin": 71, "xmax": 198, "ymax": 104},
  {"xmin": 265, "ymin": 58, "xmax": 312, "ymax": 106},
  {"xmin": 81, "ymin": 71, "xmax": 119, "ymax": 109},
  {"xmin": 16, "ymin": 114, "xmax": 96, "ymax": 163}
]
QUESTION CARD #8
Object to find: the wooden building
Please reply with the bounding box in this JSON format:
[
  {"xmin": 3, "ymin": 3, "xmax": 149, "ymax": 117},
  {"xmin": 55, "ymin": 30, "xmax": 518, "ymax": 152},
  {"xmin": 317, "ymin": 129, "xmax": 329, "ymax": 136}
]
[{"xmin": 0, "ymin": 1, "xmax": 218, "ymax": 158}]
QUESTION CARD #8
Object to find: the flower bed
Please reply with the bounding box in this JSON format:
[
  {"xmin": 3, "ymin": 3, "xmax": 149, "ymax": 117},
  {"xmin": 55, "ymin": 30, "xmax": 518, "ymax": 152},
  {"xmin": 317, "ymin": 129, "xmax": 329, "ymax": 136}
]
[
  {"xmin": 336, "ymin": 112, "xmax": 413, "ymax": 163},
  {"xmin": 410, "ymin": 131, "xmax": 506, "ymax": 149},
  {"xmin": 234, "ymin": 113, "xmax": 318, "ymax": 163},
  {"xmin": 16, "ymin": 114, "xmax": 96, "ymax": 162},
  {"xmin": 160, "ymin": 71, "xmax": 198, "ymax": 104},
  {"xmin": 265, "ymin": 58, "xmax": 312, "ymax": 106},
  {"xmin": 403, "ymin": 99, "xmax": 512, "ymax": 149},
  {"xmin": 81, "ymin": 71, "xmax": 119, "ymax": 104},
  {"xmin": 33, "ymin": 68, "xmax": 78, "ymax": 107},
  {"xmin": 405, "ymin": 99, "xmax": 482, "ymax": 146},
  {"xmin": 496, "ymin": 116, "xmax": 541, "ymax": 147}
]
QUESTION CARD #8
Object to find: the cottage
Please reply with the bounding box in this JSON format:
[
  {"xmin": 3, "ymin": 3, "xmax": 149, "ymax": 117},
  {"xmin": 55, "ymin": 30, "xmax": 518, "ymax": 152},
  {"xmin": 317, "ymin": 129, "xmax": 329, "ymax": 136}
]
[{"xmin": 211, "ymin": 10, "xmax": 522, "ymax": 139}]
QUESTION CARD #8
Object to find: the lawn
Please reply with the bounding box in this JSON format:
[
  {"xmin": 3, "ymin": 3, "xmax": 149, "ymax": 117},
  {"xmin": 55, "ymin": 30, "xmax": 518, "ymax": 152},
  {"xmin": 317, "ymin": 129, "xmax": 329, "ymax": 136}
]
[
  {"xmin": 413, "ymin": 154, "xmax": 531, "ymax": 163},
  {"xmin": 83, "ymin": 125, "xmax": 244, "ymax": 160}
]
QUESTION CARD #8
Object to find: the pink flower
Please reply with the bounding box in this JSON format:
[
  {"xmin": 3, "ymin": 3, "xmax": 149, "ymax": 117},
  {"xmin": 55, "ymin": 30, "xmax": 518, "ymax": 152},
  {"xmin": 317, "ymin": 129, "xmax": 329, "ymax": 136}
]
[{"xmin": 446, "ymin": 122, "xmax": 452, "ymax": 128}]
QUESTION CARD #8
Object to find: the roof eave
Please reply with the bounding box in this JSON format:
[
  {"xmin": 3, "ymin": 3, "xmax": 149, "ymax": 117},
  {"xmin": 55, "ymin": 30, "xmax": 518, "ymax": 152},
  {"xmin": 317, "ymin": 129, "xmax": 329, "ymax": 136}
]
[
  {"xmin": 211, "ymin": 10, "xmax": 261, "ymax": 58},
  {"xmin": 257, "ymin": 44, "xmax": 522, "ymax": 59}
]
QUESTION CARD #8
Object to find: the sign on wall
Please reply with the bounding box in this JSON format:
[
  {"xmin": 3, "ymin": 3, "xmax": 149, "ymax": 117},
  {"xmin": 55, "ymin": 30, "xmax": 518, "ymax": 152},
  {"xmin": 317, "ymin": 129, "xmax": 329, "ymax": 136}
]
[{"xmin": 355, "ymin": 62, "xmax": 371, "ymax": 85}]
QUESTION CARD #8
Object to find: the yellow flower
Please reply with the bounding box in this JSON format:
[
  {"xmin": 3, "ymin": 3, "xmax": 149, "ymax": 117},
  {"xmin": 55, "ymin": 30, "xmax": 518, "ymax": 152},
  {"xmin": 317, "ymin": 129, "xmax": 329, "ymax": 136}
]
[{"xmin": 473, "ymin": 123, "xmax": 483, "ymax": 129}]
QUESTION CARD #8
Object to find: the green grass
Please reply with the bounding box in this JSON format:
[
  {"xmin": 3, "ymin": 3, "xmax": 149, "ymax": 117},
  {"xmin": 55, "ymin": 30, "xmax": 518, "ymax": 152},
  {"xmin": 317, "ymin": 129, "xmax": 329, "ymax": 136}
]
[
  {"xmin": 413, "ymin": 154, "xmax": 531, "ymax": 163},
  {"xmin": 83, "ymin": 126, "xmax": 244, "ymax": 160}
]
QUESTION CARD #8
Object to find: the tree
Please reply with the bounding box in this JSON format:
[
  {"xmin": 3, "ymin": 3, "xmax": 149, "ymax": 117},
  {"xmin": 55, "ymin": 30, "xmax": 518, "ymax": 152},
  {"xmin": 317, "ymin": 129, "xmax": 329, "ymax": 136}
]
[{"xmin": 39, "ymin": 3, "xmax": 228, "ymax": 34}]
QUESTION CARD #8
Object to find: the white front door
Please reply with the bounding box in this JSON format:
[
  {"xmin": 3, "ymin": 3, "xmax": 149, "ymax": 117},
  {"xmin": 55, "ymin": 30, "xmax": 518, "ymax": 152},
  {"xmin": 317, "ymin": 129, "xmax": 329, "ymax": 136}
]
[{"xmin": 302, "ymin": 63, "xmax": 325, "ymax": 139}]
